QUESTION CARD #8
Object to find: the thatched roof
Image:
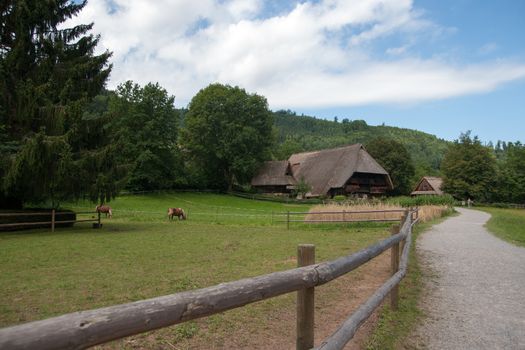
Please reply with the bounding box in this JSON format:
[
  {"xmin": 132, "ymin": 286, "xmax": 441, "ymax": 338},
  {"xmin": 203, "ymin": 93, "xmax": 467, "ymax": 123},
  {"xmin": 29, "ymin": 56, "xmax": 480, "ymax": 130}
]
[
  {"xmin": 289, "ymin": 144, "xmax": 392, "ymax": 196},
  {"xmin": 411, "ymin": 176, "xmax": 444, "ymax": 196},
  {"xmin": 252, "ymin": 144, "xmax": 393, "ymax": 196},
  {"xmin": 251, "ymin": 160, "xmax": 296, "ymax": 187}
]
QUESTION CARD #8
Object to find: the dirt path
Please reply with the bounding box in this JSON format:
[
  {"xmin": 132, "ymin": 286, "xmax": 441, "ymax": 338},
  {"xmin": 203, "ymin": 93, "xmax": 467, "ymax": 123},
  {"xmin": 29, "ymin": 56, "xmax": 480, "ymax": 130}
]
[{"xmin": 409, "ymin": 208, "xmax": 525, "ymax": 349}]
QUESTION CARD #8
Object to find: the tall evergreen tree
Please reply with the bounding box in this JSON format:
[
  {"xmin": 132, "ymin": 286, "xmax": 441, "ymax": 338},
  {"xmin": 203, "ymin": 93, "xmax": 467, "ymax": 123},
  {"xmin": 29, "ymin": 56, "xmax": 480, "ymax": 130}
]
[
  {"xmin": 0, "ymin": 0, "xmax": 121, "ymax": 208},
  {"xmin": 441, "ymin": 132, "xmax": 496, "ymax": 201}
]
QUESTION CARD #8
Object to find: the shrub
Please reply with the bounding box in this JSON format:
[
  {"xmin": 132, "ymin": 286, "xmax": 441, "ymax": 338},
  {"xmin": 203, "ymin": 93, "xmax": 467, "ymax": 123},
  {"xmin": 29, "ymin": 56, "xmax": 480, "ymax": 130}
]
[{"xmin": 385, "ymin": 194, "xmax": 456, "ymax": 207}]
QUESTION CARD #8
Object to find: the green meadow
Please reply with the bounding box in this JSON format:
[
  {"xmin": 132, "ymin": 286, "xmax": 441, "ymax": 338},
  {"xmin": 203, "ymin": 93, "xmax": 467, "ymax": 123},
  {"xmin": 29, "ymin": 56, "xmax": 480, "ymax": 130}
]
[
  {"xmin": 480, "ymin": 207, "xmax": 525, "ymax": 247},
  {"xmin": 0, "ymin": 192, "xmax": 394, "ymax": 348}
]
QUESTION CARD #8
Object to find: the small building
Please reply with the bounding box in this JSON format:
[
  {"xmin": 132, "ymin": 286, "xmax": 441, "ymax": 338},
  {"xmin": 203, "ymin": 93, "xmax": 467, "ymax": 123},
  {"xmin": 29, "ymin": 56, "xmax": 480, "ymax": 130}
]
[
  {"xmin": 411, "ymin": 176, "xmax": 444, "ymax": 196},
  {"xmin": 251, "ymin": 144, "xmax": 393, "ymax": 197}
]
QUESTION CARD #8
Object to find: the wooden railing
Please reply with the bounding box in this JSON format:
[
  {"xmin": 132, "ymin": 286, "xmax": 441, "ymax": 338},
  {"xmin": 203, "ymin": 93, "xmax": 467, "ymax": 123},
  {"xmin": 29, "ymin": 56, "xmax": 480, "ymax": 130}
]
[
  {"xmin": 283, "ymin": 209, "xmax": 412, "ymax": 229},
  {"xmin": 0, "ymin": 210, "xmax": 100, "ymax": 232},
  {"xmin": 0, "ymin": 210, "xmax": 417, "ymax": 350}
]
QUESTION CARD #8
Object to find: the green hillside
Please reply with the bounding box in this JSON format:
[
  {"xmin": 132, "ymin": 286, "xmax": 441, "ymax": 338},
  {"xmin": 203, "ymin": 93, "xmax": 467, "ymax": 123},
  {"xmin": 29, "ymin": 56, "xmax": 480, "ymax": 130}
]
[{"xmin": 272, "ymin": 110, "xmax": 450, "ymax": 178}]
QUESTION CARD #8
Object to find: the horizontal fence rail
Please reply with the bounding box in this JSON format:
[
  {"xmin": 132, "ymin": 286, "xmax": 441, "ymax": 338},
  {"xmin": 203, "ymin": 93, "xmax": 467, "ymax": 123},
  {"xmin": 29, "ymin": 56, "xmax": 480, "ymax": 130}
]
[
  {"xmin": 0, "ymin": 211, "xmax": 75, "ymax": 217},
  {"xmin": 286, "ymin": 219, "xmax": 401, "ymax": 223},
  {"xmin": 0, "ymin": 210, "xmax": 101, "ymax": 232},
  {"xmin": 0, "ymin": 210, "xmax": 416, "ymax": 350},
  {"xmin": 282, "ymin": 209, "xmax": 412, "ymax": 228},
  {"xmin": 287, "ymin": 209, "xmax": 407, "ymax": 215}
]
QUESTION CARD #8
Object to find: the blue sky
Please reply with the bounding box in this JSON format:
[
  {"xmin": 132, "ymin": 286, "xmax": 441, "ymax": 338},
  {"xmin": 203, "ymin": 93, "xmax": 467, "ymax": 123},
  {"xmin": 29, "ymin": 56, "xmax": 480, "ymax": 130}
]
[
  {"xmin": 71, "ymin": 0, "xmax": 525, "ymax": 143},
  {"xmin": 301, "ymin": 0, "xmax": 525, "ymax": 142}
]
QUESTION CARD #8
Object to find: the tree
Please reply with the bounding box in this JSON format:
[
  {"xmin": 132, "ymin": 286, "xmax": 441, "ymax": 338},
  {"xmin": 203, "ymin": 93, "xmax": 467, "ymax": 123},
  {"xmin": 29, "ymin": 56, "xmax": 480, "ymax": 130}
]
[
  {"xmin": 109, "ymin": 81, "xmax": 185, "ymax": 191},
  {"xmin": 493, "ymin": 142, "xmax": 525, "ymax": 203},
  {"xmin": 365, "ymin": 138, "xmax": 416, "ymax": 195},
  {"xmin": 181, "ymin": 84, "xmax": 274, "ymax": 190},
  {"xmin": 274, "ymin": 136, "xmax": 303, "ymax": 160},
  {"xmin": 0, "ymin": 0, "xmax": 121, "ymax": 208},
  {"xmin": 293, "ymin": 177, "xmax": 311, "ymax": 199},
  {"xmin": 441, "ymin": 132, "xmax": 496, "ymax": 201}
]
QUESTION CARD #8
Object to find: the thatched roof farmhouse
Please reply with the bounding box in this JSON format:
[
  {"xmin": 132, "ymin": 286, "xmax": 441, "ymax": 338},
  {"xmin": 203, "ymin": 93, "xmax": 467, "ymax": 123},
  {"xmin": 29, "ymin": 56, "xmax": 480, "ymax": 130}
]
[
  {"xmin": 251, "ymin": 144, "xmax": 393, "ymax": 197},
  {"xmin": 411, "ymin": 176, "xmax": 444, "ymax": 196}
]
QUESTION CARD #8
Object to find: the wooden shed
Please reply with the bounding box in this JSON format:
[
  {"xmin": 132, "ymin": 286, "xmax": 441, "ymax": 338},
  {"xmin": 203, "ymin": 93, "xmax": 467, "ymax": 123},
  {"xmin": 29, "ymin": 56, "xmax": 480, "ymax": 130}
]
[
  {"xmin": 251, "ymin": 144, "xmax": 393, "ymax": 197},
  {"xmin": 411, "ymin": 176, "xmax": 444, "ymax": 196}
]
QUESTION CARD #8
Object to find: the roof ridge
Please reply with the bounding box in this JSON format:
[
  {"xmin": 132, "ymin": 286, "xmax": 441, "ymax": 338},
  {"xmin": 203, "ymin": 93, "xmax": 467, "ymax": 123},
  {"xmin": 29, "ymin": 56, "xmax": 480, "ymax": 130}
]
[{"xmin": 290, "ymin": 143, "xmax": 361, "ymax": 158}]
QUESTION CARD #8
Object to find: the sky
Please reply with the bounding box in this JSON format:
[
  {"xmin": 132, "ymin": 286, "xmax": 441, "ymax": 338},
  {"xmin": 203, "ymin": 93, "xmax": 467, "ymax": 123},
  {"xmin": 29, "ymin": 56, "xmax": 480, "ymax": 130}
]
[{"xmin": 69, "ymin": 0, "xmax": 525, "ymax": 143}]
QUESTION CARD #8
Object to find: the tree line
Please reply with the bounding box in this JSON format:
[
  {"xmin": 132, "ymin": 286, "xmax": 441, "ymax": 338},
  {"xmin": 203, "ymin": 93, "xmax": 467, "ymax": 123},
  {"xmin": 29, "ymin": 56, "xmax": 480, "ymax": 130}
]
[
  {"xmin": 441, "ymin": 132, "xmax": 525, "ymax": 203},
  {"xmin": 0, "ymin": 1, "xmax": 273, "ymax": 208},
  {"xmin": 1, "ymin": 1, "xmax": 523, "ymax": 208}
]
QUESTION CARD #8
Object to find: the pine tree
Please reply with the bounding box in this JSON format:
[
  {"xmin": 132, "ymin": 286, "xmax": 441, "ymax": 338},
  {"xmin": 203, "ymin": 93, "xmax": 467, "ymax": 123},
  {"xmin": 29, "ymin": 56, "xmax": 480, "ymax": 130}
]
[{"xmin": 0, "ymin": 0, "xmax": 122, "ymax": 208}]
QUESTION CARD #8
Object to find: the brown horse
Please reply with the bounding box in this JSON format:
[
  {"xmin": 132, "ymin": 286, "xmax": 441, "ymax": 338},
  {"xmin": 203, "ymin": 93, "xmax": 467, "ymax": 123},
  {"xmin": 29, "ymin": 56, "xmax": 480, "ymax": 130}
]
[
  {"xmin": 168, "ymin": 207, "xmax": 186, "ymax": 220},
  {"xmin": 95, "ymin": 205, "xmax": 113, "ymax": 218}
]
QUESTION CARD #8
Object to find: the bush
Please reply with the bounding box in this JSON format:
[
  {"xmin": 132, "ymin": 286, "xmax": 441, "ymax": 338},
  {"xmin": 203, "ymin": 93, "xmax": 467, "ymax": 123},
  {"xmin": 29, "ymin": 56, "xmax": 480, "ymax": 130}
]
[{"xmin": 385, "ymin": 194, "xmax": 457, "ymax": 207}]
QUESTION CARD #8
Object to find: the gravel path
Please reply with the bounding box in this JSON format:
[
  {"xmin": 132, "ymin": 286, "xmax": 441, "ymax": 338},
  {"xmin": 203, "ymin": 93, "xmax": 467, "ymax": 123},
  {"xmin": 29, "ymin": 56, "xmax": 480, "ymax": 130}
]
[{"xmin": 411, "ymin": 208, "xmax": 525, "ymax": 349}]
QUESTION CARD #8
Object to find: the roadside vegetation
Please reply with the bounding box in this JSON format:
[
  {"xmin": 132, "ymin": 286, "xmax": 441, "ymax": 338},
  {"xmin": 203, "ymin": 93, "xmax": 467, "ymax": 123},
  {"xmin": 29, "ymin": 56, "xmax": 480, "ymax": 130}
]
[{"xmin": 479, "ymin": 207, "xmax": 525, "ymax": 247}]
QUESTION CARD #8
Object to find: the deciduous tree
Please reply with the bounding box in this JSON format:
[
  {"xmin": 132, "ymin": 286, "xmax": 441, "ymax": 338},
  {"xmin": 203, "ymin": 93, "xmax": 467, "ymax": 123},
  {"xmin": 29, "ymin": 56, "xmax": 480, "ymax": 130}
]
[
  {"xmin": 109, "ymin": 81, "xmax": 184, "ymax": 191},
  {"xmin": 365, "ymin": 138, "xmax": 415, "ymax": 195},
  {"xmin": 441, "ymin": 132, "xmax": 496, "ymax": 201},
  {"xmin": 181, "ymin": 84, "xmax": 273, "ymax": 190}
]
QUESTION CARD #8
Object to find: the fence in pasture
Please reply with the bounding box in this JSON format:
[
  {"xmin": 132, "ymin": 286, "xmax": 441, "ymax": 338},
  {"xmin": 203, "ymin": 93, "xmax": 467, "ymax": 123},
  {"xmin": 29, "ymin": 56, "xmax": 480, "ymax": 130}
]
[
  {"xmin": 282, "ymin": 208, "xmax": 417, "ymax": 229},
  {"xmin": 0, "ymin": 210, "xmax": 101, "ymax": 232},
  {"xmin": 0, "ymin": 209, "xmax": 418, "ymax": 350}
]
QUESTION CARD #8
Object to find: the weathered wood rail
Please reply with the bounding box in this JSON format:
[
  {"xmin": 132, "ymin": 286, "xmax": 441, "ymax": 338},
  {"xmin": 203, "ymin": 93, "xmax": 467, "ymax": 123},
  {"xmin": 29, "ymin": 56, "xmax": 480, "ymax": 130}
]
[
  {"xmin": 0, "ymin": 210, "xmax": 417, "ymax": 350},
  {"xmin": 0, "ymin": 210, "xmax": 100, "ymax": 232}
]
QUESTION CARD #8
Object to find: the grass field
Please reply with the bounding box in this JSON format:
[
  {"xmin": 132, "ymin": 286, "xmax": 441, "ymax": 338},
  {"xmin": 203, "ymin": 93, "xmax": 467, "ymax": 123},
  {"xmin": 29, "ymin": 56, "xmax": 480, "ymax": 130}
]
[
  {"xmin": 0, "ymin": 192, "xmax": 400, "ymax": 348},
  {"xmin": 68, "ymin": 192, "xmax": 310, "ymax": 225},
  {"xmin": 479, "ymin": 207, "xmax": 525, "ymax": 247}
]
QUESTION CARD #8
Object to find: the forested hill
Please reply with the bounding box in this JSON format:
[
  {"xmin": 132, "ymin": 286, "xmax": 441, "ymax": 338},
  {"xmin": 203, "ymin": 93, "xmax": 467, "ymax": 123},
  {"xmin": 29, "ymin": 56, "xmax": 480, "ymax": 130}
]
[{"xmin": 272, "ymin": 110, "xmax": 450, "ymax": 177}]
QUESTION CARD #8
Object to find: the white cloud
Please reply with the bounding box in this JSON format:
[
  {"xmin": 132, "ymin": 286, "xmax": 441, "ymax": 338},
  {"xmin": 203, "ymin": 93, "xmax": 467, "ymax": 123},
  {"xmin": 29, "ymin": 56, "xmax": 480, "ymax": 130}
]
[{"xmin": 67, "ymin": 0, "xmax": 525, "ymax": 108}]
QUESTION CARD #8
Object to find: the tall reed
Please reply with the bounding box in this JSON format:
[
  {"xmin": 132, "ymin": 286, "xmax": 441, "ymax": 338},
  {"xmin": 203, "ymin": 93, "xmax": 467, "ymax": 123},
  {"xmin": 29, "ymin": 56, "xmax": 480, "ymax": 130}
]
[{"xmin": 305, "ymin": 203, "xmax": 450, "ymax": 223}]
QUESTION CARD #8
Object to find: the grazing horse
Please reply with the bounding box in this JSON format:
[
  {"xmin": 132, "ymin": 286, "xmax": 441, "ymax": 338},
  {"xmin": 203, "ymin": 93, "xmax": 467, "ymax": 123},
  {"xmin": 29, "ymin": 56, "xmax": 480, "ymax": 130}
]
[
  {"xmin": 95, "ymin": 205, "xmax": 113, "ymax": 218},
  {"xmin": 168, "ymin": 207, "xmax": 186, "ymax": 220}
]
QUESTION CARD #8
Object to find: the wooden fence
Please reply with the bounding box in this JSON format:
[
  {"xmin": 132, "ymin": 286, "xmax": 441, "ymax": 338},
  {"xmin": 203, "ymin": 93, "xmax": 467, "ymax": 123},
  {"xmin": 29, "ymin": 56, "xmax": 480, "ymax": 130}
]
[
  {"xmin": 0, "ymin": 210, "xmax": 417, "ymax": 350},
  {"xmin": 0, "ymin": 210, "xmax": 101, "ymax": 232},
  {"xmin": 283, "ymin": 209, "xmax": 415, "ymax": 229}
]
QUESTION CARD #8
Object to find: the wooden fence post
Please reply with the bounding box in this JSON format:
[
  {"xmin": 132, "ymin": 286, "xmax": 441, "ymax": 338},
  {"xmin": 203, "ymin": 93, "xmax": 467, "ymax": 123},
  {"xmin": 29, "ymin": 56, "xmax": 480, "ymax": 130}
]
[
  {"xmin": 287, "ymin": 211, "xmax": 290, "ymax": 230},
  {"xmin": 390, "ymin": 224, "xmax": 400, "ymax": 310},
  {"xmin": 343, "ymin": 210, "xmax": 346, "ymax": 222},
  {"xmin": 98, "ymin": 211, "xmax": 101, "ymax": 228},
  {"xmin": 51, "ymin": 209, "xmax": 55, "ymax": 233},
  {"xmin": 297, "ymin": 244, "xmax": 315, "ymax": 350}
]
